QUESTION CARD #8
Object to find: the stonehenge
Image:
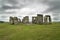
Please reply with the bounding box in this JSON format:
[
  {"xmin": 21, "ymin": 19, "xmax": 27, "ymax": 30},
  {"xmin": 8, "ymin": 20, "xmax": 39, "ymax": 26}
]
[
  {"xmin": 37, "ymin": 14, "xmax": 43, "ymax": 24},
  {"xmin": 32, "ymin": 17, "xmax": 37, "ymax": 24},
  {"xmin": 9, "ymin": 17, "xmax": 21, "ymax": 25},
  {"xmin": 13, "ymin": 17, "xmax": 18, "ymax": 24},
  {"xmin": 18, "ymin": 18, "xmax": 21, "ymax": 23},
  {"xmin": 9, "ymin": 14, "xmax": 52, "ymax": 25},
  {"xmin": 32, "ymin": 14, "xmax": 43, "ymax": 24},
  {"xmin": 9, "ymin": 16, "xmax": 14, "ymax": 25},
  {"xmin": 44, "ymin": 15, "xmax": 52, "ymax": 24},
  {"xmin": 22, "ymin": 16, "xmax": 29, "ymax": 24}
]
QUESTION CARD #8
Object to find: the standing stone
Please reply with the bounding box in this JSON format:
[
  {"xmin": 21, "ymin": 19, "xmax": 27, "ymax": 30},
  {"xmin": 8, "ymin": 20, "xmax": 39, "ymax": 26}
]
[
  {"xmin": 14, "ymin": 17, "xmax": 18, "ymax": 24},
  {"xmin": 18, "ymin": 18, "xmax": 21, "ymax": 23},
  {"xmin": 9, "ymin": 16, "xmax": 14, "ymax": 25},
  {"xmin": 32, "ymin": 17, "xmax": 35, "ymax": 24},
  {"xmin": 49, "ymin": 16, "xmax": 51, "ymax": 24},
  {"xmin": 22, "ymin": 16, "xmax": 29, "ymax": 24},
  {"xmin": 44, "ymin": 16, "xmax": 47, "ymax": 23},
  {"xmin": 22, "ymin": 17, "xmax": 24, "ymax": 23},
  {"xmin": 44, "ymin": 15, "xmax": 52, "ymax": 24},
  {"xmin": 37, "ymin": 14, "xmax": 43, "ymax": 24},
  {"xmin": 22, "ymin": 18, "xmax": 24, "ymax": 23},
  {"xmin": 32, "ymin": 17, "xmax": 37, "ymax": 24}
]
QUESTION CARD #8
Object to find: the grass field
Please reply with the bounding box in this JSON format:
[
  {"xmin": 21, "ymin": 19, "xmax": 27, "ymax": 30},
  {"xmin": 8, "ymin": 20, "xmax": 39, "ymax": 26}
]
[{"xmin": 0, "ymin": 22, "xmax": 60, "ymax": 40}]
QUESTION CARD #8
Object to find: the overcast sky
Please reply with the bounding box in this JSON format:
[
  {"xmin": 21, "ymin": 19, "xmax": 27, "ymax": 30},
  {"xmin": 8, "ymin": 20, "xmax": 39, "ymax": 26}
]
[{"xmin": 0, "ymin": 0, "xmax": 60, "ymax": 22}]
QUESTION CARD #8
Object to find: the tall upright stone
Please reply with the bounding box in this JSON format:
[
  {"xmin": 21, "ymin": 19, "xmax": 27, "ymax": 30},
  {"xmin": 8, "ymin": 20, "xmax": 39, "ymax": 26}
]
[
  {"xmin": 22, "ymin": 16, "xmax": 29, "ymax": 24},
  {"xmin": 32, "ymin": 17, "xmax": 37, "ymax": 24},
  {"xmin": 37, "ymin": 14, "xmax": 43, "ymax": 24},
  {"xmin": 14, "ymin": 17, "xmax": 18, "ymax": 24},
  {"xmin": 22, "ymin": 18, "xmax": 24, "ymax": 23},
  {"xmin": 32, "ymin": 17, "xmax": 35, "ymax": 24},
  {"xmin": 18, "ymin": 18, "xmax": 21, "ymax": 23},
  {"xmin": 9, "ymin": 16, "xmax": 14, "ymax": 24},
  {"xmin": 44, "ymin": 15, "xmax": 52, "ymax": 24}
]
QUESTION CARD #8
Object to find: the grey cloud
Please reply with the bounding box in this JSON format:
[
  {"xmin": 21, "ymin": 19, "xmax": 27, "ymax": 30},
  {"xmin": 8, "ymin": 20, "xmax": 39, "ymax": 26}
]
[
  {"xmin": 53, "ymin": 16, "xmax": 60, "ymax": 20},
  {"xmin": 2, "ymin": 0, "xmax": 28, "ymax": 10},
  {"xmin": 0, "ymin": 16, "xmax": 6, "ymax": 18},
  {"xmin": 44, "ymin": 0, "xmax": 60, "ymax": 13},
  {"xmin": 2, "ymin": 0, "xmax": 49, "ymax": 10},
  {"xmin": 41, "ymin": 0, "xmax": 60, "ymax": 21},
  {"xmin": 2, "ymin": 5, "xmax": 19, "ymax": 9},
  {"xmin": 0, "ymin": 0, "xmax": 60, "ymax": 22}
]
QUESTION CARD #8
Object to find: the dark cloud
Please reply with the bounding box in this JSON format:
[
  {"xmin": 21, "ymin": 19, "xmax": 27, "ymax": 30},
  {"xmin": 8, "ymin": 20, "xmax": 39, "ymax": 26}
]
[
  {"xmin": 0, "ymin": 16, "xmax": 8, "ymax": 19},
  {"xmin": 41, "ymin": 0, "xmax": 60, "ymax": 21},
  {"xmin": 2, "ymin": 5, "xmax": 17, "ymax": 9},
  {"xmin": 44, "ymin": 0, "xmax": 60, "ymax": 13},
  {"xmin": 53, "ymin": 16, "xmax": 60, "ymax": 21},
  {"xmin": 0, "ymin": 0, "xmax": 60, "ymax": 22}
]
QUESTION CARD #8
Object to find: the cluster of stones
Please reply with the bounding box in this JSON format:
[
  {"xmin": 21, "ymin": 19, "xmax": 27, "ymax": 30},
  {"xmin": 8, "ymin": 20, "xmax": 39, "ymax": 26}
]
[
  {"xmin": 32, "ymin": 14, "xmax": 52, "ymax": 24},
  {"xmin": 44, "ymin": 15, "xmax": 51, "ymax": 24},
  {"xmin": 9, "ymin": 16, "xmax": 21, "ymax": 25},
  {"xmin": 9, "ymin": 14, "xmax": 52, "ymax": 25},
  {"xmin": 22, "ymin": 16, "xmax": 29, "ymax": 24}
]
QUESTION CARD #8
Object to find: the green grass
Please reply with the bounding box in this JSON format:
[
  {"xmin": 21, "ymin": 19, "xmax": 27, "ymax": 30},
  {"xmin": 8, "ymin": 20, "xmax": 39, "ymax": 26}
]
[{"xmin": 0, "ymin": 22, "xmax": 60, "ymax": 40}]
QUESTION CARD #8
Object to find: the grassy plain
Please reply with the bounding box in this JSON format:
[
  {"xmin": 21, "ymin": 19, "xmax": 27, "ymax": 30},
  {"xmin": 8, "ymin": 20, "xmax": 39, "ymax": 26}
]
[{"xmin": 0, "ymin": 22, "xmax": 60, "ymax": 40}]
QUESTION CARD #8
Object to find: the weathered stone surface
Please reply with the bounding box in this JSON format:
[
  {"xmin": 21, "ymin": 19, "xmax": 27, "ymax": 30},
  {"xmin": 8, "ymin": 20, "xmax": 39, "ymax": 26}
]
[
  {"xmin": 44, "ymin": 15, "xmax": 52, "ymax": 24},
  {"xmin": 9, "ymin": 16, "xmax": 14, "ymax": 24},
  {"xmin": 9, "ymin": 14, "xmax": 52, "ymax": 25},
  {"xmin": 9, "ymin": 16, "xmax": 19, "ymax": 25},
  {"xmin": 22, "ymin": 16, "xmax": 29, "ymax": 24},
  {"xmin": 22, "ymin": 18, "xmax": 24, "ymax": 23},
  {"xmin": 32, "ymin": 17, "xmax": 37, "ymax": 24},
  {"xmin": 18, "ymin": 18, "xmax": 21, "ymax": 23},
  {"xmin": 37, "ymin": 14, "xmax": 43, "ymax": 24},
  {"xmin": 13, "ymin": 17, "xmax": 18, "ymax": 24}
]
